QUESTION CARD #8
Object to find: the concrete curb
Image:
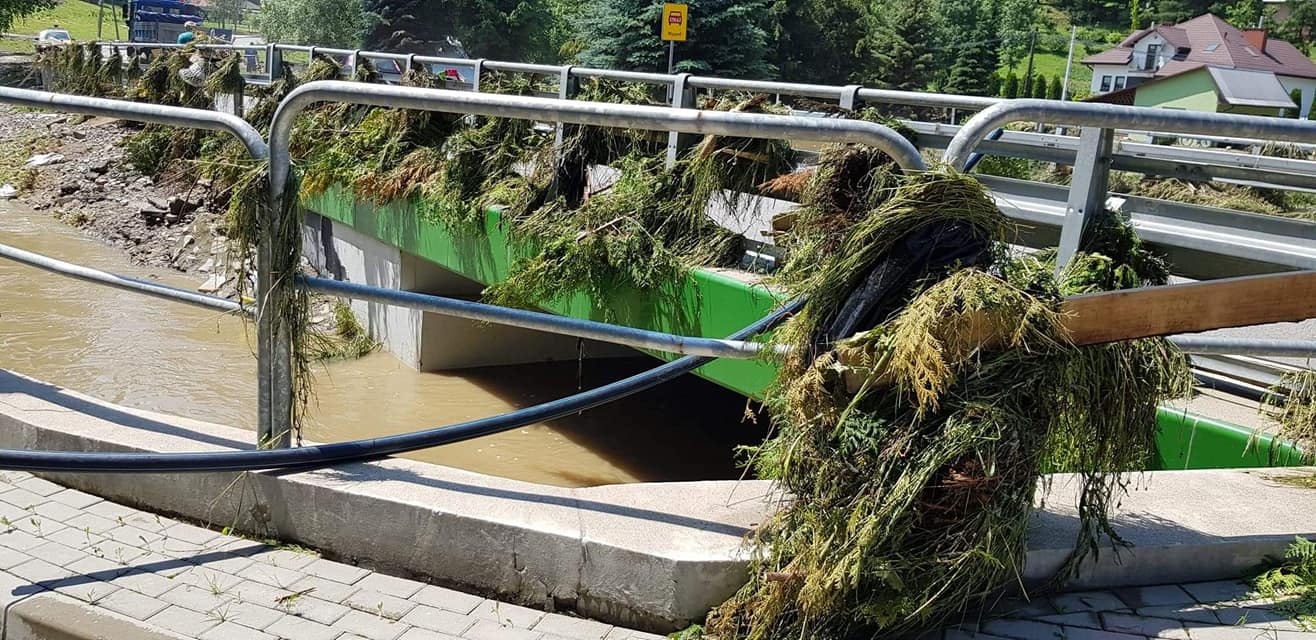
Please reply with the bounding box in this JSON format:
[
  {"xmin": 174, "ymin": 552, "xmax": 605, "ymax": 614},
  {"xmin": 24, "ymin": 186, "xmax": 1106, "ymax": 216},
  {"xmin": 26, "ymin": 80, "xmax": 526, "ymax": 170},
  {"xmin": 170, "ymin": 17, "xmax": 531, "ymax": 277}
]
[
  {"xmin": 1, "ymin": 369, "xmax": 1313, "ymax": 631},
  {"xmin": 6, "ymin": 593, "xmax": 186, "ymax": 640}
]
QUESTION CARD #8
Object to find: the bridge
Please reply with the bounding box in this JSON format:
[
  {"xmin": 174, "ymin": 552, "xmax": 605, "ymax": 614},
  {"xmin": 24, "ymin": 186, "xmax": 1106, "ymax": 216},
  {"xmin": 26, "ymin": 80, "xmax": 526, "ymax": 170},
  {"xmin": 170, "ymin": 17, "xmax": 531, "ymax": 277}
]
[{"xmin": 0, "ymin": 41, "xmax": 1315, "ymax": 638}]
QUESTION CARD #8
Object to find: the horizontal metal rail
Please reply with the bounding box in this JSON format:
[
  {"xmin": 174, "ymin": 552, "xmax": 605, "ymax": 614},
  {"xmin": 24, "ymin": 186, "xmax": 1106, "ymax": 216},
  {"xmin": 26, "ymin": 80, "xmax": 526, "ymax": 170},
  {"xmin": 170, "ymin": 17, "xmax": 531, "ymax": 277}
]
[
  {"xmin": 945, "ymin": 99, "xmax": 1316, "ymax": 170},
  {"xmin": 299, "ymin": 277, "xmax": 777, "ymax": 359},
  {"xmin": 978, "ymin": 175, "xmax": 1316, "ymax": 278},
  {"xmin": 1172, "ymin": 337, "xmax": 1316, "ymax": 359},
  {"xmin": 0, "ymin": 242, "xmax": 246, "ymax": 314},
  {"xmin": 0, "ymin": 86, "xmax": 268, "ymax": 161}
]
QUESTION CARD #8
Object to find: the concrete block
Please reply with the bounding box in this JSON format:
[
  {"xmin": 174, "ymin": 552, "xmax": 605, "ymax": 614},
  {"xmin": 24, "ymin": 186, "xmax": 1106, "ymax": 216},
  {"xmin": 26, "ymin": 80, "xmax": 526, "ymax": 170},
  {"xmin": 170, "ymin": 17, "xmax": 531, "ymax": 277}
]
[
  {"xmin": 16, "ymin": 476, "xmax": 65, "ymax": 497},
  {"xmin": 160, "ymin": 583, "xmax": 235, "ymax": 613},
  {"xmin": 238, "ymin": 560, "xmax": 305, "ymax": 590},
  {"xmin": 48, "ymin": 488, "xmax": 102, "ymax": 510},
  {"xmin": 398, "ymin": 627, "xmax": 464, "ymax": 640},
  {"xmin": 302, "ymin": 557, "xmax": 369, "ymax": 586},
  {"xmin": 1051, "ymin": 591, "xmax": 1131, "ymax": 613},
  {"xmin": 65, "ymin": 554, "xmax": 132, "ymax": 580},
  {"xmin": 344, "ymin": 588, "xmax": 418, "ymax": 621},
  {"xmin": 0, "ymin": 545, "xmax": 33, "ymax": 570},
  {"xmin": 1, "ymin": 488, "xmax": 50, "ymax": 510},
  {"xmin": 1181, "ymin": 580, "xmax": 1256, "ymax": 604},
  {"xmin": 462, "ymin": 619, "xmax": 542, "ymax": 640},
  {"xmin": 357, "ymin": 572, "xmax": 425, "ymax": 599},
  {"xmin": 113, "ymin": 567, "xmax": 185, "ymax": 598},
  {"xmin": 97, "ymin": 585, "xmax": 172, "ymax": 620},
  {"xmin": 214, "ymin": 598, "xmax": 285, "ymax": 630},
  {"xmin": 1059, "ymin": 626, "xmax": 1145, "ymax": 640},
  {"xmin": 1136, "ymin": 604, "xmax": 1225, "ymax": 624},
  {"xmin": 1101, "ymin": 611, "xmax": 1190, "ymax": 637},
  {"xmin": 290, "ymin": 574, "xmax": 361, "ymax": 604},
  {"xmin": 31, "ymin": 500, "xmax": 84, "ymax": 524},
  {"xmin": 252, "ymin": 547, "xmax": 319, "ymax": 571},
  {"xmin": 532, "ymin": 612, "xmax": 614, "ymax": 639},
  {"xmin": 145, "ymin": 604, "xmax": 222, "ymax": 636},
  {"xmin": 1115, "ymin": 584, "xmax": 1198, "ymax": 608},
  {"xmin": 335, "ymin": 609, "xmax": 412, "ymax": 640},
  {"xmin": 9, "ymin": 558, "xmax": 72, "ymax": 584},
  {"xmin": 1033, "ymin": 612, "xmax": 1102, "ymax": 629},
  {"xmin": 400, "ymin": 604, "xmax": 477, "ymax": 635},
  {"xmin": 980, "ymin": 618, "xmax": 1066, "ymax": 639},
  {"xmin": 0, "ymin": 530, "xmax": 46, "ymax": 552},
  {"xmin": 47, "ymin": 525, "xmax": 104, "ymax": 550},
  {"xmin": 264, "ymin": 612, "xmax": 342, "ymax": 640},
  {"xmin": 278, "ymin": 594, "xmax": 350, "ymax": 626},
  {"xmin": 471, "ymin": 599, "xmax": 545, "ymax": 629},
  {"xmin": 413, "ymin": 585, "xmax": 483, "ymax": 615},
  {"xmin": 51, "ymin": 575, "xmax": 119, "ymax": 604},
  {"xmin": 199, "ymin": 620, "xmax": 277, "ymax": 640}
]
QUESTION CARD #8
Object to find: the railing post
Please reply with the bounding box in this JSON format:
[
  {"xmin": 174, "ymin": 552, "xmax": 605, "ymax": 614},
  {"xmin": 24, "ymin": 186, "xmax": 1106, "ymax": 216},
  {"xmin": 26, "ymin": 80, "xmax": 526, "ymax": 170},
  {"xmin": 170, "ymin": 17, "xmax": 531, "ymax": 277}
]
[
  {"xmin": 267, "ymin": 44, "xmax": 282, "ymax": 83},
  {"xmin": 1056, "ymin": 126, "xmax": 1115, "ymax": 273},
  {"xmin": 471, "ymin": 58, "xmax": 485, "ymax": 92},
  {"xmin": 349, "ymin": 49, "xmax": 362, "ymax": 77},
  {"xmin": 554, "ymin": 65, "xmax": 578, "ymax": 152},
  {"xmin": 665, "ymin": 72, "xmax": 694, "ymax": 168},
  {"xmin": 840, "ymin": 84, "xmax": 863, "ymax": 111}
]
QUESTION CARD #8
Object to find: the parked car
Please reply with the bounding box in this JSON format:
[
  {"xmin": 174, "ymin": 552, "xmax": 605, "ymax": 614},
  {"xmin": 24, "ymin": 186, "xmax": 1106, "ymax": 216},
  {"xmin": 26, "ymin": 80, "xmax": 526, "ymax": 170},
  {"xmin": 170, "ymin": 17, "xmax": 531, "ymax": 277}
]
[{"xmin": 35, "ymin": 29, "xmax": 72, "ymax": 44}]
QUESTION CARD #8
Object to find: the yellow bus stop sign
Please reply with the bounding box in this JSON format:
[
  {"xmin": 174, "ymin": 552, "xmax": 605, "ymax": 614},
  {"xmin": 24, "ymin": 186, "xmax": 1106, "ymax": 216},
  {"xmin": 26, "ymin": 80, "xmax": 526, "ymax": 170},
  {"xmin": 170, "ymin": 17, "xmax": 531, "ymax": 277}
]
[{"xmin": 663, "ymin": 3, "xmax": 688, "ymax": 42}]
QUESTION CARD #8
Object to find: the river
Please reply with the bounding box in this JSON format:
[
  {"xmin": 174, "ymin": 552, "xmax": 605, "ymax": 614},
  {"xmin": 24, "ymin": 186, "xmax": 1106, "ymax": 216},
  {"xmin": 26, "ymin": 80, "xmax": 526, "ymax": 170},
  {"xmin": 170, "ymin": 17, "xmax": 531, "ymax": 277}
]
[{"xmin": 0, "ymin": 201, "xmax": 767, "ymax": 487}]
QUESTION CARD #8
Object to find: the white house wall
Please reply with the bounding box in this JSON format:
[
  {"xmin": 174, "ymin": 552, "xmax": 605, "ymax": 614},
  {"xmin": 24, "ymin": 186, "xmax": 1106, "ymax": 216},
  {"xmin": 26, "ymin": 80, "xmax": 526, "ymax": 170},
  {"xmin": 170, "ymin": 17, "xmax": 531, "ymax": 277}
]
[{"xmin": 1278, "ymin": 75, "xmax": 1316, "ymax": 117}]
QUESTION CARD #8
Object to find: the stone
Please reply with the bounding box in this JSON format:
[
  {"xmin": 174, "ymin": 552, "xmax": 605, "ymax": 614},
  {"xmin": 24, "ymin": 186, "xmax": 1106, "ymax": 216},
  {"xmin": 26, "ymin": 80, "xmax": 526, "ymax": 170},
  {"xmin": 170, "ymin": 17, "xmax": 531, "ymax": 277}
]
[
  {"xmin": 198, "ymin": 274, "xmax": 228, "ymax": 294},
  {"xmin": 24, "ymin": 152, "xmax": 63, "ymax": 168},
  {"xmin": 167, "ymin": 195, "xmax": 201, "ymax": 216},
  {"xmin": 89, "ymin": 158, "xmax": 111, "ymax": 174},
  {"xmin": 0, "ymin": 184, "xmax": 15, "ymax": 199},
  {"xmin": 58, "ymin": 182, "xmax": 79, "ymax": 196}
]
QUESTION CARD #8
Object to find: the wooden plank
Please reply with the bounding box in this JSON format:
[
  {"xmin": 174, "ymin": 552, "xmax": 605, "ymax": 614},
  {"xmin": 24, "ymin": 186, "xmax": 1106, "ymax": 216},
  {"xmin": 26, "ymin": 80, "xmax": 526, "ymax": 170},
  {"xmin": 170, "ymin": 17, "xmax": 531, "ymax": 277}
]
[{"xmin": 1061, "ymin": 270, "xmax": 1316, "ymax": 345}]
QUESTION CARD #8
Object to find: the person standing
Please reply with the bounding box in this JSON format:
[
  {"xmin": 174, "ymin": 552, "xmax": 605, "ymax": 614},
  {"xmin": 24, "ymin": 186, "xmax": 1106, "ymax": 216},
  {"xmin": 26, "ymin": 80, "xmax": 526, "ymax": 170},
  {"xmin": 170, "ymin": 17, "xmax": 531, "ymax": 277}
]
[{"xmin": 177, "ymin": 21, "xmax": 198, "ymax": 45}]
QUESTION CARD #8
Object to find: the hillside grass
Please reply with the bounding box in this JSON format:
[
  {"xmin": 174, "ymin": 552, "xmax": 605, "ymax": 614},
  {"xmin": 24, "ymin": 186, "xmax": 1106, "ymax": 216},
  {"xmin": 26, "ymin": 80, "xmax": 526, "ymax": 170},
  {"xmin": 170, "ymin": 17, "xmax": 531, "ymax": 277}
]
[{"xmin": 1, "ymin": 0, "xmax": 255, "ymax": 53}]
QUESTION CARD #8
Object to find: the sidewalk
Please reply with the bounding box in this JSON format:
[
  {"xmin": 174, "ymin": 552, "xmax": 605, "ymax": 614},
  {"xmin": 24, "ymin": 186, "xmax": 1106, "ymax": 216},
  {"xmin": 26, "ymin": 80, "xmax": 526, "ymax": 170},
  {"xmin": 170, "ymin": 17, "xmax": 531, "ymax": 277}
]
[{"xmin": 0, "ymin": 471, "xmax": 663, "ymax": 640}]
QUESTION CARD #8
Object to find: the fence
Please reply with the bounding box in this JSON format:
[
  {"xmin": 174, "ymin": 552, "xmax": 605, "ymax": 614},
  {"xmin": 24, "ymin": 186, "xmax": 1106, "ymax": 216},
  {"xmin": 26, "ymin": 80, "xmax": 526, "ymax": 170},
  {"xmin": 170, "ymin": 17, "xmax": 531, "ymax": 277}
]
[{"xmin": 0, "ymin": 69, "xmax": 1314, "ymax": 468}]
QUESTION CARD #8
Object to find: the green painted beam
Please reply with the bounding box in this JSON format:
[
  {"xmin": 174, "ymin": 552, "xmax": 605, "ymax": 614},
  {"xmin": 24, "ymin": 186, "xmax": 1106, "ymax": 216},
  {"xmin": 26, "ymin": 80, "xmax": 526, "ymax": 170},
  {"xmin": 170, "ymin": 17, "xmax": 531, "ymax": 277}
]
[
  {"xmin": 1152, "ymin": 406, "xmax": 1305, "ymax": 470},
  {"xmin": 304, "ymin": 186, "xmax": 783, "ymax": 398}
]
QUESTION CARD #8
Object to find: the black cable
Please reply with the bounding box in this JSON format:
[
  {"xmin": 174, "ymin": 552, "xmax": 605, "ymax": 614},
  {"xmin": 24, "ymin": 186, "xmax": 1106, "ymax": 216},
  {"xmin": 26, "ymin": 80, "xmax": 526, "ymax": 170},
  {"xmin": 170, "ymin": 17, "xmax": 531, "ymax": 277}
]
[{"xmin": 0, "ymin": 299, "xmax": 803, "ymax": 473}]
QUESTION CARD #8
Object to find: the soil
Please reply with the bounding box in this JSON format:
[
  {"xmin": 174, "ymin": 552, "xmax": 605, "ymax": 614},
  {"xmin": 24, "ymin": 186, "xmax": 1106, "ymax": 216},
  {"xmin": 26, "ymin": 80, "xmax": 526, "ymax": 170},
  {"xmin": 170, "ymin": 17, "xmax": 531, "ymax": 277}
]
[{"xmin": 0, "ymin": 103, "xmax": 244, "ymax": 298}]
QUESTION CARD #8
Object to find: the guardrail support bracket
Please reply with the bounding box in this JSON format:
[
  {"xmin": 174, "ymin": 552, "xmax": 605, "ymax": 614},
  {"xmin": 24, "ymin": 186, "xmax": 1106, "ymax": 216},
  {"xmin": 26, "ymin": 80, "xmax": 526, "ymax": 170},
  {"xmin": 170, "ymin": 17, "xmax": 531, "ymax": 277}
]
[{"xmin": 1056, "ymin": 126, "xmax": 1115, "ymax": 273}]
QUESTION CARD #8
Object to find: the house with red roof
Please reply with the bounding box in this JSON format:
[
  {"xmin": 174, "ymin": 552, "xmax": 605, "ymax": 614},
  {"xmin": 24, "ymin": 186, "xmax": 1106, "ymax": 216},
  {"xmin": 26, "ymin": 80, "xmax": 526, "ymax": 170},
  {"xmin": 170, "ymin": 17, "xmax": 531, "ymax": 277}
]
[{"xmin": 1082, "ymin": 13, "xmax": 1316, "ymax": 117}]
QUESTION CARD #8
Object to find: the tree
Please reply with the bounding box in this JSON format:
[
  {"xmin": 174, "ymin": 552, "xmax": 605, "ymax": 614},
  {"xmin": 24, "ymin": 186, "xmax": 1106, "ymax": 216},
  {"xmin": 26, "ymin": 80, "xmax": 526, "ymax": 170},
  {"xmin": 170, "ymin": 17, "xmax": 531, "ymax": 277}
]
[
  {"xmin": 577, "ymin": 0, "xmax": 776, "ymax": 77},
  {"xmin": 1048, "ymin": 74, "xmax": 1064, "ymax": 99},
  {"xmin": 1276, "ymin": 0, "xmax": 1316, "ymax": 54},
  {"xmin": 1031, "ymin": 72, "xmax": 1047, "ymax": 98},
  {"xmin": 769, "ymin": 0, "xmax": 869, "ymax": 84},
  {"xmin": 1002, "ymin": 71, "xmax": 1019, "ymax": 98},
  {"xmin": 995, "ymin": 0, "xmax": 1038, "ymax": 69},
  {"xmin": 361, "ymin": 0, "xmax": 556, "ymax": 62},
  {"xmin": 209, "ymin": 0, "xmax": 247, "ymax": 30},
  {"xmin": 1130, "ymin": 0, "xmax": 1141, "ymax": 29},
  {"xmin": 864, "ymin": 0, "xmax": 936, "ymax": 91},
  {"xmin": 1152, "ymin": 0, "xmax": 1213, "ymax": 24},
  {"xmin": 941, "ymin": 0, "xmax": 1000, "ymax": 96},
  {"xmin": 255, "ymin": 0, "xmax": 375, "ymax": 47},
  {"xmin": 0, "ymin": 0, "xmax": 53, "ymax": 34}
]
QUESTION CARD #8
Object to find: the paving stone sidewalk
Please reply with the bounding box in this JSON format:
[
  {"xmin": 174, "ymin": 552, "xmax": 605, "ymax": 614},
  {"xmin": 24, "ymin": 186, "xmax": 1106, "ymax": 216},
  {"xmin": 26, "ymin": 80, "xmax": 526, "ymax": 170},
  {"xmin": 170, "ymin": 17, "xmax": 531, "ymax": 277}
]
[
  {"xmin": 938, "ymin": 581, "xmax": 1316, "ymax": 640},
  {"xmin": 0, "ymin": 471, "xmax": 663, "ymax": 640}
]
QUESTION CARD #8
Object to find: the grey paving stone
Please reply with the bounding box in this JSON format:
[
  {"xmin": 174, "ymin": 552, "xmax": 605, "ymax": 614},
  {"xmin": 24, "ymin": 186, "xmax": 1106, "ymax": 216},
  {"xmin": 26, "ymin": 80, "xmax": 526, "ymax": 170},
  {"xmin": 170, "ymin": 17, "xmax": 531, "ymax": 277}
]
[
  {"xmin": 1277, "ymin": 632, "xmax": 1316, "ymax": 639},
  {"xmin": 104, "ymin": 524, "xmax": 164, "ymax": 546},
  {"xmin": 161, "ymin": 583, "xmax": 236, "ymax": 612},
  {"xmin": 980, "ymin": 618, "xmax": 1067, "ymax": 639},
  {"xmin": 1182, "ymin": 581, "xmax": 1256, "ymax": 605},
  {"xmin": 281, "ymin": 594, "xmax": 351, "ymax": 626},
  {"xmin": 45, "ymin": 525, "xmax": 103, "ymax": 551},
  {"xmin": 199, "ymin": 620, "xmax": 277, "ymax": 640},
  {"xmin": 1060, "ymin": 625, "xmax": 1147, "ymax": 640},
  {"xmin": 239, "ymin": 559, "xmax": 307, "ymax": 590},
  {"xmin": 0, "ymin": 529, "xmax": 47, "ymax": 552},
  {"xmin": 1137, "ymin": 604, "xmax": 1225, "ymax": 625},
  {"xmin": 122, "ymin": 512, "xmax": 176, "ymax": 534},
  {"xmin": 95, "ymin": 585, "xmax": 171, "ymax": 620},
  {"xmin": 336, "ymin": 609, "xmax": 412, "ymax": 640},
  {"xmin": 1035, "ymin": 612, "xmax": 1104, "ymax": 630},
  {"xmin": 601, "ymin": 629, "xmax": 669, "ymax": 640},
  {"xmin": 401, "ymin": 604, "xmax": 477, "ymax": 635},
  {"xmin": 146, "ymin": 604, "xmax": 222, "ymax": 635},
  {"xmin": 1214, "ymin": 607, "xmax": 1302, "ymax": 631},
  {"xmin": 292, "ymin": 574, "xmax": 362, "ymax": 604},
  {"xmin": 66, "ymin": 512, "xmax": 127, "ymax": 536},
  {"xmin": 30, "ymin": 540, "xmax": 88, "ymax": 568},
  {"xmin": 0, "ymin": 544, "xmax": 33, "ymax": 570},
  {"xmin": 10, "ymin": 514, "xmax": 60, "ymax": 537},
  {"xmin": 398, "ymin": 627, "xmax": 464, "ymax": 640},
  {"xmin": 84, "ymin": 500, "xmax": 138, "ymax": 521},
  {"xmin": 533, "ymin": 613, "xmax": 613, "ymax": 639},
  {"xmin": 9, "ymin": 557, "xmax": 72, "ymax": 584},
  {"xmin": 52, "ymin": 576, "xmax": 119, "ymax": 604},
  {"xmin": 31, "ymin": 500, "xmax": 85, "ymax": 524},
  {"xmin": 194, "ymin": 551, "xmax": 256, "ymax": 575},
  {"xmin": 1053, "ymin": 591, "xmax": 1134, "ymax": 613},
  {"xmin": 413, "ymin": 585, "xmax": 484, "ymax": 615},
  {"xmin": 48, "ymin": 488, "xmax": 102, "ymax": 511},
  {"xmin": 356, "ymin": 572, "xmax": 425, "ymax": 599},
  {"xmin": 462, "ymin": 619, "xmax": 543, "ymax": 640},
  {"xmin": 231, "ymin": 579, "xmax": 299, "ymax": 607},
  {"xmin": 17, "ymin": 476, "xmax": 66, "ymax": 497},
  {"xmin": 176, "ymin": 566, "xmax": 245, "ymax": 595},
  {"xmin": 0, "ymin": 487, "xmax": 50, "ymax": 509},
  {"xmin": 1116, "ymin": 585, "xmax": 1199, "ymax": 609},
  {"xmin": 222, "ymin": 598, "xmax": 290, "ymax": 630},
  {"xmin": 163, "ymin": 522, "xmax": 222, "ymax": 546},
  {"xmin": 303, "ymin": 557, "xmax": 369, "ymax": 586},
  {"xmin": 264, "ymin": 614, "xmax": 342, "ymax": 640},
  {"xmin": 65, "ymin": 554, "xmax": 132, "ymax": 580},
  {"xmin": 252, "ymin": 547, "xmax": 320, "ymax": 571},
  {"xmin": 1179, "ymin": 624, "xmax": 1286, "ymax": 639},
  {"xmin": 113, "ymin": 567, "xmax": 186, "ymax": 597},
  {"xmin": 471, "ymin": 598, "xmax": 545, "ymax": 629},
  {"xmin": 943, "ymin": 631, "xmax": 1012, "ymax": 640},
  {"xmin": 344, "ymin": 588, "xmax": 418, "ymax": 620},
  {"xmin": 1102, "ymin": 612, "xmax": 1190, "ymax": 637}
]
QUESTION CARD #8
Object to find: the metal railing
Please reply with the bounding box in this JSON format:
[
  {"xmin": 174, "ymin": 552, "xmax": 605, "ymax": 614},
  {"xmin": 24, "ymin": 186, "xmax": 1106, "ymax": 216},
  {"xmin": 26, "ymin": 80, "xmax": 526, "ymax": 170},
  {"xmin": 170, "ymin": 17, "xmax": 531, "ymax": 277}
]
[{"xmin": 2, "ymin": 82, "xmax": 1315, "ymax": 459}]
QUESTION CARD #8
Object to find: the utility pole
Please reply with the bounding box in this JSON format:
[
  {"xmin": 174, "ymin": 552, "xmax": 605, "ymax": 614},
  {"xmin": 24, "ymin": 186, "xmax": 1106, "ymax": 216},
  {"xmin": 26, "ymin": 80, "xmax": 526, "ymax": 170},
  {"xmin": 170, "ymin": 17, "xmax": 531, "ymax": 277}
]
[
  {"xmin": 97, "ymin": 0, "xmax": 105, "ymax": 40},
  {"xmin": 1022, "ymin": 30, "xmax": 1038, "ymax": 97},
  {"xmin": 1060, "ymin": 25, "xmax": 1077, "ymax": 101}
]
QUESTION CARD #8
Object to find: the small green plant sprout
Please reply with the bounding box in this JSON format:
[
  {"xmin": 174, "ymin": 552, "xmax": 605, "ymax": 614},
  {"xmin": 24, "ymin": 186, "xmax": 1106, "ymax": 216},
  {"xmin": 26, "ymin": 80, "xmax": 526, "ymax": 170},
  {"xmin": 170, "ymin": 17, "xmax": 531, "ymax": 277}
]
[
  {"xmin": 29, "ymin": 518, "xmax": 41, "ymax": 537},
  {"xmin": 0, "ymin": 516, "xmax": 13, "ymax": 533},
  {"xmin": 275, "ymin": 587, "xmax": 314, "ymax": 613},
  {"xmin": 205, "ymin": 573, "xmax": 228, "ymax": 596},
  {"xmin": 206, "ymin": 605, "xmax": 231, "ymax": 624}
]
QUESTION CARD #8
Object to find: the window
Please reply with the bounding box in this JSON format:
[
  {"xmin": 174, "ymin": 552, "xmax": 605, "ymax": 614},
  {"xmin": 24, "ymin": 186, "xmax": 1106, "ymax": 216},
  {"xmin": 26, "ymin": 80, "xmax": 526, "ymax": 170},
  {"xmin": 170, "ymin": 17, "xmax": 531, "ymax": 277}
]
[
  {"xmin": 1101, "ymin": 75, "xmax": 1112, "ymax": 92},
  {"xmin": 1114, "ymin": 76, "xmax": 1127, "ymax": 90},
  {"xmin": 1205, "ymin": 43, "xmax": 1220, "ymax": 52},
  {"xmin": 1145, "ymin": 43, "xmax": 1161, "ymax": 70}
]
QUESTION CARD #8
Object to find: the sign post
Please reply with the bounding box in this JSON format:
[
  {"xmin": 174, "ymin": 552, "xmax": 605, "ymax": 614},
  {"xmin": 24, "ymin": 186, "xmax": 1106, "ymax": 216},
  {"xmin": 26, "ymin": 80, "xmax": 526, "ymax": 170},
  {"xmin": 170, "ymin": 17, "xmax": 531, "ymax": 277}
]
[{"xmin": 662, "ymin": 3, "xmax": 688, "ymax": 75}]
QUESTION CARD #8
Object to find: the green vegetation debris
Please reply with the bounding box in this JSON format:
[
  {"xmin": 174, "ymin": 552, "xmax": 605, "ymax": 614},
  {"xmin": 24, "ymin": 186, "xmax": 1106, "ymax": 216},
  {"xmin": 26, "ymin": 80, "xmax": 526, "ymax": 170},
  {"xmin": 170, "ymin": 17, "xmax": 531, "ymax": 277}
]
[{"xmin": 1254, "ymin": 537, "xmax": 1316, "ymax": 631}]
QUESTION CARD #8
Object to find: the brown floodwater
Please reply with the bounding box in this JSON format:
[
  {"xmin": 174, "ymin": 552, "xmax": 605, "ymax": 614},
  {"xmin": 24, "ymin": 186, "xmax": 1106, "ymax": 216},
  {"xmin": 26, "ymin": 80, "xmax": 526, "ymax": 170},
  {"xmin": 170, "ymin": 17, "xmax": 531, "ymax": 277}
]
[{"xmin": 0, "ymin": 201, "xmax": 768, "ymax": 487}]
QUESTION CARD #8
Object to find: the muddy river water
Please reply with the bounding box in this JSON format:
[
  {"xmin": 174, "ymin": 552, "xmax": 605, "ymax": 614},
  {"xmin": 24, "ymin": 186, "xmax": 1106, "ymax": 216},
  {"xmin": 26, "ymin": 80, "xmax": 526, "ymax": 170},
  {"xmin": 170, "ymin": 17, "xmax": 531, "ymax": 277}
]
[{"xmin": 0, "ymin": 201, "xmax": 767, "ymax": 487}]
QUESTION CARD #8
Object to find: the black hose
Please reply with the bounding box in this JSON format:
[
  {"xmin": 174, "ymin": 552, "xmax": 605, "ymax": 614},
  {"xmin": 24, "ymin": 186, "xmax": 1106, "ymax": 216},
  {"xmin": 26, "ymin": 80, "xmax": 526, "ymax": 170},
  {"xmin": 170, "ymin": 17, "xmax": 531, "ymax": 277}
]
[{"xmin": 0, "ymin": 299, "xmax": 803, "ymax": 473}]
